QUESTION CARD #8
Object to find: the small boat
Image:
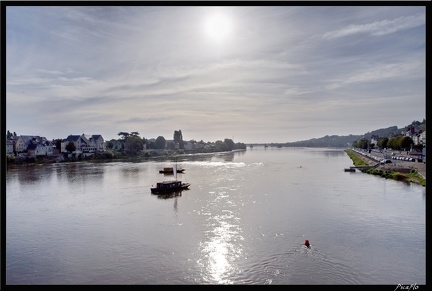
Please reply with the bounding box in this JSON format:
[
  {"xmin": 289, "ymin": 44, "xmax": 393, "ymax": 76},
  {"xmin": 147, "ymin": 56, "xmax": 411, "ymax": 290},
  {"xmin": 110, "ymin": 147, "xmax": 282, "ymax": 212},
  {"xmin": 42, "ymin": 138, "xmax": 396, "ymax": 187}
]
[
  {"xmin": 159, "ymin": 167, "xmax": 185, "ymax": 174},
  {"xmin": 159, "ymin": 157, "xmax": 185, "ymax": 174},
  {"xmin": 150, "ymin": 180, "xmax": 190, "ymax": 194},
  {"xmin": 152, "ymin": 157, "xmax": 190, "ymax": 194},
  {"xmin": 344, "ymin": 168, "xmax": 356, "ymax": 172}
]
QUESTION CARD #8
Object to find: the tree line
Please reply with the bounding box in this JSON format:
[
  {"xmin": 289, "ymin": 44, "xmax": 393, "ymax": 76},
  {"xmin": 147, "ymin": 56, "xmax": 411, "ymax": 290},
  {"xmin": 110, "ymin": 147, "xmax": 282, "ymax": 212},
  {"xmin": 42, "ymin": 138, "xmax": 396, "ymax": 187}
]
[
  {"xmin": 352, "ymin": 135, "xmax": 421, "ymax": 151},
  {"xmin": 105, "ymin": 130, "xmax": 247, "ymax": 156}
]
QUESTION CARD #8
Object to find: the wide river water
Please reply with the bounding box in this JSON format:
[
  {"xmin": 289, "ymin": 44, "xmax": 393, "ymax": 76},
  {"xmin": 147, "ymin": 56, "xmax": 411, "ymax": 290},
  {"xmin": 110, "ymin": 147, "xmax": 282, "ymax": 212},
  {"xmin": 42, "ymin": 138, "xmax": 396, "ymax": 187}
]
[{"xmin": 5, "ymin": 147, "xmax": 426, "ymax": 285}]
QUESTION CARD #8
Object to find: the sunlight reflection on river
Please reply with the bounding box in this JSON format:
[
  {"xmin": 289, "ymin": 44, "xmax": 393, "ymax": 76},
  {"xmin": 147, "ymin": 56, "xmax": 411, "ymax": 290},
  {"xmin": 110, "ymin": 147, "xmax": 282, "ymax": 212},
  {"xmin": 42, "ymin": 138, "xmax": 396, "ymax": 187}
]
[{"xmin": 198, "ymin": 183, "xmax": 245, "ymax": 283}]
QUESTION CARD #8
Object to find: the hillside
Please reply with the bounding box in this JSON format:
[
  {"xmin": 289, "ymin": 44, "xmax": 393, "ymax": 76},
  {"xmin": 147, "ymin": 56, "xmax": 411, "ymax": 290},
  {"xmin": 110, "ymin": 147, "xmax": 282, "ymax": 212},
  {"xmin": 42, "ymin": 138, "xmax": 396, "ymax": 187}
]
[{"xmin": 275, "ymin": 119, "xmax": 425, "ymax": 148}]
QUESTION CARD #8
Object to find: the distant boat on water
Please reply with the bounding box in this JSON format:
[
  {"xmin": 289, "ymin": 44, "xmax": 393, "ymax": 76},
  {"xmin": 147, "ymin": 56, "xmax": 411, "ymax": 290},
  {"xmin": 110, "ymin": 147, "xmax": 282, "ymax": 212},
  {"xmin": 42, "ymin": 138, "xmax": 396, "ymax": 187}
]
[
  {"xmin": 158, "ymin": 157, "xmax": 185, "ymax": 174},
  {"xmin": 159, "ymin": 167, "xmax": 185, "ymax": 174}
]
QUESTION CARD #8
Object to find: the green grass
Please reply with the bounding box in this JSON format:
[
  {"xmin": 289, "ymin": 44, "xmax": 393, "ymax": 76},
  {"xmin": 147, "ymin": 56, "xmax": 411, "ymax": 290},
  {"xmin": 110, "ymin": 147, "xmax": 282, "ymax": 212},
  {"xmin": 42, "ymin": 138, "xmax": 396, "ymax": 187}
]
[{"xmin": 345, "ymin": 149, "xmax": 369, "ymax": 167}]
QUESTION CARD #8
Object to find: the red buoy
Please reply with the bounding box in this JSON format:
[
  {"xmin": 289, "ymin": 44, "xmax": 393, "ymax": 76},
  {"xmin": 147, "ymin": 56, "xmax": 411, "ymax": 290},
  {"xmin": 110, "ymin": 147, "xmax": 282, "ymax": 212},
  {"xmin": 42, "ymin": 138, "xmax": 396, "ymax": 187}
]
[{"xmin": 304, "ymin": 240, "xmax": 310, "ymax": 247}]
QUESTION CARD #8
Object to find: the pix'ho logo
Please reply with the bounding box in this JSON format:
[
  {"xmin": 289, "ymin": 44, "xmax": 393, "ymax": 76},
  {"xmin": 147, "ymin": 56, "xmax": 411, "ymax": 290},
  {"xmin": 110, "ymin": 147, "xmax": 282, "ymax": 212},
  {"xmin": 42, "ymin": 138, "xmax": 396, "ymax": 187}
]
[{"xmin": 394, "ymin": 284, "xmax": 419, "ymax": 291}]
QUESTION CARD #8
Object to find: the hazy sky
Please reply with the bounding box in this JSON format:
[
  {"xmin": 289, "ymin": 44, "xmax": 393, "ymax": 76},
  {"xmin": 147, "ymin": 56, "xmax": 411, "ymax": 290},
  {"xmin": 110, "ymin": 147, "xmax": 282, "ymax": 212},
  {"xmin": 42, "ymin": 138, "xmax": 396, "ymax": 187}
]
[{"xmin": 6, "ymin": 5, "xmax": 426, "ymax": 143}]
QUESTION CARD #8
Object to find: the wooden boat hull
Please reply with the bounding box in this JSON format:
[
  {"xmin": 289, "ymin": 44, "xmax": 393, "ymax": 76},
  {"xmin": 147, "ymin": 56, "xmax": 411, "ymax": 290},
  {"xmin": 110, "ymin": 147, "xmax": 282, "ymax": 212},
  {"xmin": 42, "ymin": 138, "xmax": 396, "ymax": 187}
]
[{"xmin": 151, "ymin": 181, "xmax": 190, "ymax": 194}]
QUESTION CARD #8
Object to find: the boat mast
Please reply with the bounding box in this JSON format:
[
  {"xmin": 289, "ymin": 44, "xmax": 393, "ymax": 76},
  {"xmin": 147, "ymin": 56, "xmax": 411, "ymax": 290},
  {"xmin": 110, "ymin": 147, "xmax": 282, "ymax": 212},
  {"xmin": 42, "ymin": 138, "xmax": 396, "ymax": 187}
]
[{"xmin": 174, "ymin": 156, "xmax": 177, "ymax": 181}]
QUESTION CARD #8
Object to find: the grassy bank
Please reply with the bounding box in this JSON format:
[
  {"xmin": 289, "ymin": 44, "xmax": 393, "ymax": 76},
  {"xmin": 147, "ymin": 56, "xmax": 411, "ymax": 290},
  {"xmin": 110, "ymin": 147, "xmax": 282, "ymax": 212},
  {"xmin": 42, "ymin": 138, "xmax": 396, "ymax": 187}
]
[{"xmin": 345, "ymin": 149, "xmax": 425, "ymax": 187}]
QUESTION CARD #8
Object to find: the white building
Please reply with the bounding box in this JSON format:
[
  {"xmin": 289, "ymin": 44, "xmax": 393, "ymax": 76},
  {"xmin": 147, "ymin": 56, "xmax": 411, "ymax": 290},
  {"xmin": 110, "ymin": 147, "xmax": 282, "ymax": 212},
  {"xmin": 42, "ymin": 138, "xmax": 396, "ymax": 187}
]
[
  {"xmin": 61, "ymin": 134, "xmax": 106, "ymax": 153},
  {"xmin": 14, "ymin": 135, "xmax": 53, "ymax": 156}
]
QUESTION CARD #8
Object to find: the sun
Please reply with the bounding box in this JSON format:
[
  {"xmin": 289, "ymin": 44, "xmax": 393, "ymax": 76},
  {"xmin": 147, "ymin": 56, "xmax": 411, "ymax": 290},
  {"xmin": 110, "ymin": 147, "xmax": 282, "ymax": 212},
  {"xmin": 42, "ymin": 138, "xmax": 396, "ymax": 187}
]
[{"xmin": 204, "ymin": 14, "xmax": 232, "ymax": 42}]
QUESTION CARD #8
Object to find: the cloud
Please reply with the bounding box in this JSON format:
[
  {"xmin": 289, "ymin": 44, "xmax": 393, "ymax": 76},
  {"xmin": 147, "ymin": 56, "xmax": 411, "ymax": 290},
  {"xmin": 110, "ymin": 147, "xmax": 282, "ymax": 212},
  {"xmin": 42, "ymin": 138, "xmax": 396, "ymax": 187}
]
[
  {"xmin": 325, "ymin": 58, "xmax": 423, "ymax": 90},
  {"xmin": 322, "ymin": 14, "xmax": 424, "ymax": 39},
  {"xmin": 5, "ymin": 6, "xmax": 426, "ymax": 143}
]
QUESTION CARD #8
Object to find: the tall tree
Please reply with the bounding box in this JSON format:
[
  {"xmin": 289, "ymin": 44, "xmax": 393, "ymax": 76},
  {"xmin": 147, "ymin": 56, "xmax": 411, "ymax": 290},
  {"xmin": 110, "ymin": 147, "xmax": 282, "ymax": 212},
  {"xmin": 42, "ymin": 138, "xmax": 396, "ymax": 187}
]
[
  {"xmin": 52, "ymin": 139, "xmax": 62, "ymax": 151},
  {"xmin": 155, "ymin": 136, "xmax": 166, "ymax": 149},
  {"xmin": 65, "ymin": 142, "xmax": 76, "ymax": 153},
  {"xmin": 224, "ymin": 138, "xmax": 235, "ymax": 151},
  {"xmin": 147, "ymin": 140, "xmax": 156, "ymax": 149},
  {"xmin": 377, "ymin": 137, "xmax": 389, "ymax": 149},
  {"xmin": 166, "ymin": 140, "xmax": 175, "ymax": 150},
  {"xmin": 118, "ymin": 132, "xmax": 130, "ymax": 140},
  {"xmin": 400, "ymin": 136, "xmax": 413, "ymax": 151},
  {"xmin": 124, "ymin": 136, "xmax": 143, "ymax": 155},
  {"xmin": 106, "ymin": 140, "xmax": 114, "ymax": 149},
  {"xmin": 214, "ymin": 140, "xmax": 229, "ymax": 151}
]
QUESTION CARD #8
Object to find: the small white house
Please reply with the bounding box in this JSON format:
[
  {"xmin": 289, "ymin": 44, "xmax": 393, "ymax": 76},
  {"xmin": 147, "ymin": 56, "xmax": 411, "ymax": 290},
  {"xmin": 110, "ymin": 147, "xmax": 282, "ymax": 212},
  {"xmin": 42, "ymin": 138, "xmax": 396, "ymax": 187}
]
[
  {"xmin": 27, "ymin": 141, "xmax": 54, "ymax": 157},
  {"xmin": 15, "ymin": 135, "xmax": 53, "ymax": 155}
]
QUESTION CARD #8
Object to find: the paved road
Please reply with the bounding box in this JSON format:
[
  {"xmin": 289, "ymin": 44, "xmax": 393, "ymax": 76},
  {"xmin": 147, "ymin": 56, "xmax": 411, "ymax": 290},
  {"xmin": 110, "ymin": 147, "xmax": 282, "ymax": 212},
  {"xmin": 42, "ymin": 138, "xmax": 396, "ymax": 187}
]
[{"xmin": 371, "ymin": 149, "xmax": 426, "ymax": 179}]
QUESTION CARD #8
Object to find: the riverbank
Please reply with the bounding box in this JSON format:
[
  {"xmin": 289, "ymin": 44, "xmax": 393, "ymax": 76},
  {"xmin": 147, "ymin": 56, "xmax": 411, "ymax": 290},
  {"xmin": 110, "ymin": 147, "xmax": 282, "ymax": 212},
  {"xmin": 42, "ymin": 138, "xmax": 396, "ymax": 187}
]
[{"xmin": 345, "ymin": 149, "xmax": 426, "ymax": 187}]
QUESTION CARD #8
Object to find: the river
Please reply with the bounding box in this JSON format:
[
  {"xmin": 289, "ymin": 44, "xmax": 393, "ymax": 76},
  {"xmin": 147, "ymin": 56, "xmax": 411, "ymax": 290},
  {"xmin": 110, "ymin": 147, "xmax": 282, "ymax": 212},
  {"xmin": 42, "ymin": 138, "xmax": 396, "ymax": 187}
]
[{"xmin": 5, "ymin": 147, "xmax": 426, "ymax": 285}]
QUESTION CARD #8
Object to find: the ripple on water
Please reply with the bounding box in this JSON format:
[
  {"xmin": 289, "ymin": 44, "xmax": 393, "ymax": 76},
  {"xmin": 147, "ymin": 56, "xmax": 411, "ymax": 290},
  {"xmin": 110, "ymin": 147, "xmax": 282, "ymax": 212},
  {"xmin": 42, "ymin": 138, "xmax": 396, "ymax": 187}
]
[{"xmin": 229, "ymin": 244, "xmax": 364, "ymax": 285}]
